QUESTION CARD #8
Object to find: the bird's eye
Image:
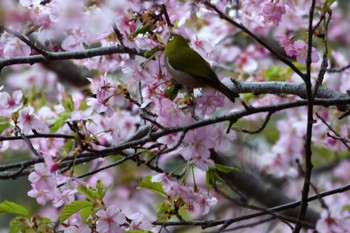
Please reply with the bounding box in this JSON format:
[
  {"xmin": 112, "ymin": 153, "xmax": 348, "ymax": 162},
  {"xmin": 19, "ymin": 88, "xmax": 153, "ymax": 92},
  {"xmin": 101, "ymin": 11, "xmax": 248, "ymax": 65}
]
[{"xmin": 169, "ymin": 35, "xmax": 174, "ymax": 41}]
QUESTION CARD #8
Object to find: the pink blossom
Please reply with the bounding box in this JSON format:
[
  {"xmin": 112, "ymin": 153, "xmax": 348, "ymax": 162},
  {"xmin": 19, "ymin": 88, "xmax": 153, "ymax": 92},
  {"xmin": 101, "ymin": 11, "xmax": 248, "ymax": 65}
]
[
  {"xmin": 18, "ymin": 106, "xmax": 46, "ymax": 134},
  {"xmin": 213, "ymin": 124, "xmax": 236, "ymax": 150},
  {"xmin": 62, "ymin": 27, "xmax": 87, "ymax": 51},
  {"xmin": 294, "ymin": 40, "xmax": 320, "ymax": 65},
  {"xmin": 157, "ymin": 98, "xmax": 191, "ymax": 127},
  {"xmin": 174, "ymin": 184, "xmax": 196, "ymax": 202},
  {"xmin": 157, "ymin": 132, "xmax": 182, "ymax": 148},
  {"xmin": 122, "ymin": 58, "xmax": 157, "ymax": 82},
  {"xmin": 61, "ymin": 216, "xmax": 91, "ymax": 233},
  {"xmin": 84, "ymin": 7, "xmax": 116, "ymax": 42},
  {"xmin": 114, "ymin": 110, "xmax": 139, "ymax": 139},
  {"xmin": 28, "ymin": 187, "xmax": 55, "ymax": 205},
  {"xmin": 87, "ymin": 74, "xmax": 114, "ymax": 101},
  {"xmin": 193, "ymin": 192, "xmax": 217, "ymax": 215},
  {"xmin": 316, "ymin": 210, "xmax": 350, "ymax": 233},
  {"xmin": 190, "ymin": 36, "xmax": 215, "ymax": 63},
  {"xmin": 283, "ymin": 0, "xmax": 296, "ymax": 11},
  {"xmin": 196, "ymin": 88, "xmax": 225, "ymax": 116},
  {"xmin": 34, "ymin": 12, "xmax": 57, "ymax": 43},
  {"xmin": 242, "ymin": 0, "xmax": 266, "ymax": 12},
  {"xmin": 180, "ymin": 127, "xmax": 216, "ymax": 171},
  {"xmin": 46, "ymin": 0, "xmax": 86, "ymax": 36},
  {"xmin": 276, "ymin": 37, "xmax": 320, "ymax": 65},
  {"xmin": 63, "ymin": 224, "xmax": 91, "ymax": 233},
  {"xmin": 334, "ymin": 161, "xmax": 350, "ymax": 181},
  {"xmin": 276, "ymin": 35, "xmax": 297, "ymax": 56},
  {"xmin": 96, "ymin": 205, "xmax": 126, "ymax": 233},
  {"xmin": 261, "ymin": 2, "xmax": 286, "ymax": 26},
  {"xmin": 27, "ymin": 163, "xmax": 58, "ymax": 205},
  {"xmin": 0, "ymin": 141, "xmax": 9, "ymax": 152},
  {"xmin": 53, "ymin": 189, "xmax": 77, "ymax": 208},
  {"xmin": 236, "ymin": 52, "xmax": 258, "ymax": 73},
  {"xmin": 115, "ymin": 12, "xmax": 136, "ymax": 38},
  {"xmin": 87, "ymin": 97, "xmax": 114, "ymax": 117},
  {"xmin": 6, "ymin": 64, "xmax": 57, "ymax": 91},
  {"xmin": 1, "ymin": 33, "xmax": 31, "ymax": 58},
  {"xmin": 0, "ymin": 90, "xmax": 23, "ymax": 115},
  {"xmin": 260, "ymin": 117, "xmax": 307, "ymax": 177},
  {"xmin": 127, "ymin": 213, "xmax": 152, "ymax": 231},
  {"xmin": 28, "ymin": 163, "xmax": 56, "ymax": 190}
]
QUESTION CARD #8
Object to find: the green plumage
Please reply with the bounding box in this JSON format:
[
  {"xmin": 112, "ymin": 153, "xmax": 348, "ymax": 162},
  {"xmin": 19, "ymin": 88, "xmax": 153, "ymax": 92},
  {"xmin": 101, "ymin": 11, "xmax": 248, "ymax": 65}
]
[{"xmin": 164, "ymin": 34, "xmax": 238, "ymax": 102}]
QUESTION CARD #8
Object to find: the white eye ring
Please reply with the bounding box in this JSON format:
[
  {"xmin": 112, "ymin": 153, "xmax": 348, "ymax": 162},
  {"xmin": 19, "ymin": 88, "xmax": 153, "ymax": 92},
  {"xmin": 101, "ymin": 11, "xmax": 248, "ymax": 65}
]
[{"xmin": 169, "ymin": 35, "xmax": 174, "ymax": 41}]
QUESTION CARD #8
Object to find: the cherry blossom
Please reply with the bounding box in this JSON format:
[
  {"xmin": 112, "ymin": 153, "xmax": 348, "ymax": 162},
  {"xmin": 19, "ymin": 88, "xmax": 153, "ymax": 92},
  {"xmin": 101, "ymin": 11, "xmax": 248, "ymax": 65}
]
[
  {"xmin": 1, "ymin": 33, "xmax": 31, "ymax": 58},
  {"xmin": 0, "ymin": 90, "xmax": 23, "ymax": 116},
  {"xmin": 17, "ymin": 106, "xmax": 47, "ymax": 134},
  {"xmin": 294, "ymin": 40, "xmax": 320, "ymax": 65},
  {"xmin": 96, "ymin": 205, "xmax": 126, "ymax": 233},
  {"xmin": 260, "ymin": 2, "xmax": 286, "ymax": 26},
  {"xmin": 193, "ymin": 192, "xmax": 218, "ymax": 215},
  {"xmin": 127, "ymin": 212, "xmax": 152, "ymax": 231}
]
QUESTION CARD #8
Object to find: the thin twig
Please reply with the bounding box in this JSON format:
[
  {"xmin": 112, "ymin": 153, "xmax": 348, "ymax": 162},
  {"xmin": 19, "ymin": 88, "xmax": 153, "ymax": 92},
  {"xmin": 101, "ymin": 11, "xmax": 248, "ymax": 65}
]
[
  {"xmin": 161, "ymin": 4, "xmax": 173, "ymax": 28},
  {"xmin": 233, "ymin": 111, "xmax": 273, "ymax": 134},
  {"xmin": 15, "ymin": 126, "xmax": 41, "ymax": 157},
  {"xmin": 219, "ymin": 217, "xmax": 275, "ymax": 232},
  {"xmin": 327, "ymin": 63, "xmax": 350, "ymax": 73},
  {"xmin": 112, "ymin": 23, "xmax": 124, "ymax": 46},
  {"xmin": 313, "ymin": 11, "xmax": 331, "ymax": 98},
  {"xmin": 0, "ymin": 133, "xmax": 74, "ymax": 141},
  {"xmin": 293, "ymin": 0, "xmax": 317, "ymax": 232},
  {"xmin": 0, "ymin": 43, "xmax": 145, "ymax": 71},
  {"xmin": 316, "ymin": 112, "xmax": 350, "ymax": 150}
]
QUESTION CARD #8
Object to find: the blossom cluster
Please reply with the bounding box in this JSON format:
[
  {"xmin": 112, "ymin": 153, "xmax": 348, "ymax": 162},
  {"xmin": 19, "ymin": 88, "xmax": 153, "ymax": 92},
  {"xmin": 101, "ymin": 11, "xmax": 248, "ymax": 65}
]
[{"xmin": 0, "ymin": 0, "xmax": 350, "ymax": 232}]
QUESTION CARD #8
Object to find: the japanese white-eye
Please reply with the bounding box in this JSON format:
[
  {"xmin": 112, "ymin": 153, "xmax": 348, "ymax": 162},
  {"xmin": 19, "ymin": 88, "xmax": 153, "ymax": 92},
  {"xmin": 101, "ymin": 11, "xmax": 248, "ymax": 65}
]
[{"xmin": 164, "ymin": 34, "xmax": 238, "ymax": 102}]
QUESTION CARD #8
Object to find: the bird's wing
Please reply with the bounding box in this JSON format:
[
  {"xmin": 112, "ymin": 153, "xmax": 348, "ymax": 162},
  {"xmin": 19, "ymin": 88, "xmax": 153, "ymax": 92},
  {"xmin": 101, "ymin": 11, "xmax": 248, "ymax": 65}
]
[{"xmin": 168, "ymin": 46, "xmax": 219, "ymax": 83}]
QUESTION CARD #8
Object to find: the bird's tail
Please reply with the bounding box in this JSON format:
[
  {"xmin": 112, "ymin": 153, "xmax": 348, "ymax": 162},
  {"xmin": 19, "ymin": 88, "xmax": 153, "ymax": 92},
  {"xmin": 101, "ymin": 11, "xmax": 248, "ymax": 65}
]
[{"xmin": 215, "ymin": 81, "xmax": 239, "ymax": 103}]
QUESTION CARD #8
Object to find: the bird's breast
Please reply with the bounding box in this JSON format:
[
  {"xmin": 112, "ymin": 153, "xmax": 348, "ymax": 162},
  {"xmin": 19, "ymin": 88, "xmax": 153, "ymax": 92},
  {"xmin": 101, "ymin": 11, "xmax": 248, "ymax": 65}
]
[{"xmin": 165, "ymin": 57, "xmax": 207, "ymax": 89}]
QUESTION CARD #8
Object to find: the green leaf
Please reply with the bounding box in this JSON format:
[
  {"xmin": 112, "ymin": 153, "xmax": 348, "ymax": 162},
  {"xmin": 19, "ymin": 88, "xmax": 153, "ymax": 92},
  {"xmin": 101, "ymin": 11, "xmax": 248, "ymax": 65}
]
[
  {"xmin": 215, "ymin": 164, "xmax": 241, "ymax": 173},
  {"xmin": 50, "ymin": 112, "xmax": 71, "ymax": 133},
  {"xmin": 59, "ymin": 200, "xmax": 92, "ymax": 224},
  {"xmin": 144, "ymin": 46, "xmax": 162, "ymax": 58},
  {"xmin": 79, "ymin": 102, "xmax": 89, "ymax": 111},
  {"xmin": 63, "ymin": 139, "xmax": 74, "ymax": 153},
  {"xmin": 206, "ymin": 169, "xmax": 215, "ymax": 189},
  {"xmin": 9, "ymin": 217, "xmax": 29, "ymax": 233},
  {"xmin": 342, "ymin": 205, "xmax": 350, "ymax": 212},
  {"xmin": 0, "ymin": 122, "xmax": 10, "ymax": 134},
  {"xmin": 130, "ymin": 25, "xmax": 150, "ymax": 39},
  {"xmin": 0, "ymin": 201, "xmax": 29, "ymax": 217},
  {"xmin": 39, "ymin": 89, "xmax": 47, "ymax": 108},
  {"xmin": 37, "ymin": 216, "xmax": 52, "ymax": 225},
  {"xmin": 96, "ymin": 180, "xmax": 107, "ymax": 199},
  {"xmin": 62, "ymin": 94, "xmax": 74, "ymax": 112},
  {"xmin": 77, "ymin": 185, "xmax": 96, "ymax": 202},
  {"xmin": 80, "ymin": 205, "xmax": 94, "ymax": 224},
  {"xmin": 264, "ymin": 66, "xmax": 292, "ymax": 81},
  {"xmin": 125, "ymin": 230, "xmax": 153, "ymax": 233},
  {"xmin": 157, "ymin": 202, "xmax": 173, "ymax": 221},
  {"xmin": 140, "ymin": 176, "xmax": 167, "ymax": 197},
  {"xmin": 324, "ymin": 0, "xmax": 336, "ymax": 11},
  {"xmin": 165, "ymin": 86, "xmax": 180, "ymax": 100},
  {"xmin": 206, "ymin": 168, "xmax": 224, "ymax": 189}
]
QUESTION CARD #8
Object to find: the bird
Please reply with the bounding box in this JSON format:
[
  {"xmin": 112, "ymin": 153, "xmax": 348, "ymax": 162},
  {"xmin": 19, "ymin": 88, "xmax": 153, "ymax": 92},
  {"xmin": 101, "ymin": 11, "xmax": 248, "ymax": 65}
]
[{"xmin": 164, "ymin": 33, "xmax": 238, "ymax": 103}]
